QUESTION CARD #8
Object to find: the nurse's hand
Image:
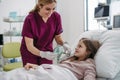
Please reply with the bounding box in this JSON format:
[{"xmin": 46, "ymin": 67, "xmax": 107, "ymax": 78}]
[
  {"xmin": 40, "ymin": 51, "xmax": 57, "ymax": 60},
  {"xmin": 24, "ymin": 63, "xmax": 38, "ymax": 70},
  {"xmin": 63, "ymin": 42, "xmax": 71, "ymax": 56}
]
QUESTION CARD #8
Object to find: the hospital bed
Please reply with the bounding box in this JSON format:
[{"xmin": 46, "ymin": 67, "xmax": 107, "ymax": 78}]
[{"xmin": 0, "ymin": 30, "xmax": 120, "ymax": 80}]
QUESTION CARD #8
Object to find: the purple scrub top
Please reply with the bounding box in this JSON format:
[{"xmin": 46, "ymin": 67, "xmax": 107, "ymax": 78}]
[{"xmin": 20, "ymin": 11, "xmax": 63, "ymax": 65}]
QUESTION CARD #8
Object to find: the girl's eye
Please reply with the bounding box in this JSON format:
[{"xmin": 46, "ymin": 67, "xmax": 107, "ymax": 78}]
[
  {"xmin": 77, "ymin": 45, "xmax": 81, "ymax": 48},
  {"xmin": 79, "ymin": 45, "xmax": 81, "ymax": 47}
]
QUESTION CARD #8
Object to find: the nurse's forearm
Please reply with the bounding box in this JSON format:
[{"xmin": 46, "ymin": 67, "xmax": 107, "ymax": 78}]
[
  {"xmin": 55, "ymin": 34, "xmax": 64, "ymax": 45},
  {"xmin": 27, "ymin": 44, "xmax": 40, "ymax": 56},
  {"xmin": 25, "ymin": 36, "xmax": 40, "ymax": 56}
]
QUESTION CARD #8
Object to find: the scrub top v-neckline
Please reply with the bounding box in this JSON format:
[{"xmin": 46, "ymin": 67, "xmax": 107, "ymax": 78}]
[
  {"xmin": 42, "ymin": 17, "xmax": 49, "ymax": 23},
  {"xmin": 37, "ymin": 13, "xmax": 50, "ymax": 24}
]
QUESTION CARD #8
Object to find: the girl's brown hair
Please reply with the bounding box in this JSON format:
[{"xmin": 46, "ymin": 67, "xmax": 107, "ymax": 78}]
[
  {"xmin": 29, "ymin": 0, "xmax": 57, "ymax": 13},
  {"xmin": 61, "ymin": 38, "xmax": 101, "ymax": 62}
]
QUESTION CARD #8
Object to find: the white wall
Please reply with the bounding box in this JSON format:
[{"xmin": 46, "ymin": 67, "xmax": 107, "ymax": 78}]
[
  {"xmin": 0, "ymin": 0, "xmax": 35, "ymax": 33},
  {"xmin": 110, "ymin": 1, "xmax": 120, "ymax": 26},
  {"xmin": 0, "ymin": 0, "xmax": 35, "ymax": 42},
  {"xmin": 57, "ymin": 0, "xmax": 85, "ymax": 47}
]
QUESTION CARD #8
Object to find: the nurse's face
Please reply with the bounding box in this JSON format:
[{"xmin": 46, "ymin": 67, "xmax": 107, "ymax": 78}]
[{"xmin": 39, "ymin": 2, "xmax": 56, "ymax": 18}]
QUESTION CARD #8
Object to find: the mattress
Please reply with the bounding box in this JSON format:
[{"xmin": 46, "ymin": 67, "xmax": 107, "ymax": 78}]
[
  {"xmin": 96, "ymin": 77, "xmax": 107, "ymax": 80},
  {"xmin": 97, "ymin": 71, "xmax": 120, "ymax": 80},
  {"xmin": 109, "ymin": 71, "xmax": 120, "ymax": 80}
]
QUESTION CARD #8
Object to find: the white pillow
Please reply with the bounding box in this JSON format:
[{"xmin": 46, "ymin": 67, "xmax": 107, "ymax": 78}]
[
  {"xmin": 95, "ymin": 30, "xmax": 120, "ymax": 79},
  {"xmin": 71, "ymin": 30, "xmax": 103, "ymax": 55},
  {"xmin": 71, "ymin": 30, "xmax": 103, "ymax": 51}
]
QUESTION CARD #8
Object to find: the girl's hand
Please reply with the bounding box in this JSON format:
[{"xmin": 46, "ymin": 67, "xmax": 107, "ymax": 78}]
[{"xmin": 24, "ymin": 63, "xmax": 38, "ymax": 70}]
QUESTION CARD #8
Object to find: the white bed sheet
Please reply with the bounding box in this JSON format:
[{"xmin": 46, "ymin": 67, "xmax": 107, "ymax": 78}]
[{"xmin": 0, "ymin": 64, "xmax": 77, "ymax": 80}]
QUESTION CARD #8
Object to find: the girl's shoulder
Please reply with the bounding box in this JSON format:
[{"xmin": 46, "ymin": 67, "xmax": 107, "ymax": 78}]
[{"xmin": 85, "ymin": 58, "xmax": 95, "ymax": 64}]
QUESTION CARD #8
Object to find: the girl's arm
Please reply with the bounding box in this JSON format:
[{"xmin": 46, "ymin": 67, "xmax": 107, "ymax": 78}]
[
  {"xmin": 83, "ymin": 64, "xmax": 96, "ymax": 80},
  {"xmin": 59, "ymin": 56, "xmax": 76, "ymax": 63}
]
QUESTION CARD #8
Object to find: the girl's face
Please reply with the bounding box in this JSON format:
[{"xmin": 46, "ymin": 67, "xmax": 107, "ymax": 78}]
[
  {"xmin": 39, "ymin": 2, "xmax": 56, "ymax": 18},
  {"xmin": 74, "ymin": 40, "xmax": 90, "ymax": 60}
]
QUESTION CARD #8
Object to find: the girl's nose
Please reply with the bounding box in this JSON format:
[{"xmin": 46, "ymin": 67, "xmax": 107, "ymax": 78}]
[{"xmin": 75, "ymin": 47, "xmax": 78, "ymax": 50}]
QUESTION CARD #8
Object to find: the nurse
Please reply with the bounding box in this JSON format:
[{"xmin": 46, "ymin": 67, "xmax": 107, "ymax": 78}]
[{"xmin": 20, "ymin": 0, "xmax": 71, "ymax": 66}]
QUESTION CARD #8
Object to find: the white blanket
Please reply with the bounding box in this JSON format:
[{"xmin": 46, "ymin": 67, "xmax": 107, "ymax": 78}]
[{"xmin": 0, "ymin": 64, "xmax": 77, "ymax": 80}]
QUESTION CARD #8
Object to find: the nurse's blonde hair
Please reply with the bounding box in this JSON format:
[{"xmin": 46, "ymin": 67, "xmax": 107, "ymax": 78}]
[{"xmin": 29, "ymin": 0, "xmax": 57, "ymax": 13}]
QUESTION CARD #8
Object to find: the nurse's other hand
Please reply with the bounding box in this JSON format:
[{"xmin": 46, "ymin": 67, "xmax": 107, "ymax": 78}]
[
  {"xmin": 24, "ymin": 63, "xmax": 38, "ymax": 70},
  {"xmin": 63, "ymin": 42, "xmax": 71, "ymax": 55}
]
